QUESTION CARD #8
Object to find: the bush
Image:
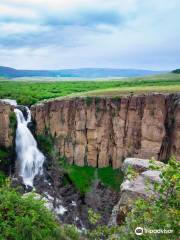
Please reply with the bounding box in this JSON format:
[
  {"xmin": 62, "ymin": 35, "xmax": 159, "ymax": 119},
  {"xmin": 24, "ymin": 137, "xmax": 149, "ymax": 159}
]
[
  {"xmin": 62, "ymin": 225, "xmax": 80, "ymax": 240},
  {"xmin": 88, "ymin": 208, "xmax": 101, "ymax": 225},
  {"xmin": 86, "ymin": 225, "xmax": 121, "ymax": 240},
  {"xmin": 37, "ymin": 134, "xmax": 54, "ymax": 155},
  {"xmin": 0, "ymin": 171, "xmax": 6, "ymax": 187},
  {"xmin": 0, "ymin": 149, "xmax": 9, "ymax": 159},
  {"xmin": 0, "ymin": 148, "xmax": 11, "ymax": 168},
  {"xmin": 9, "ymin": 112, "xmax": 17, "ymax": 132},
  {"xmin": 0, "ymin": 186, "xmax": 80, "ymax": 240},
  {"xmin": 85, "ymin": 97, "xmax": 94, "ymax": 106}
]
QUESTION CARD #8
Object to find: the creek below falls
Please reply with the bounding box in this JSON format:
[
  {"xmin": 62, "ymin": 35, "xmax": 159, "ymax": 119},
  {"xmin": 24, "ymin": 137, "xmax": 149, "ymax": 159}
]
[{"xmin": 5, "ymin": 99, "xmax": 120, "ymax": 230}]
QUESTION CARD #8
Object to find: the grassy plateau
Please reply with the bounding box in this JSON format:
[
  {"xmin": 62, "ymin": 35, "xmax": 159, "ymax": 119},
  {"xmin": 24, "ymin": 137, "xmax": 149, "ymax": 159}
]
[{"xmin": 0, "ymin": 73, "xmax": 180, "ymax": 105}]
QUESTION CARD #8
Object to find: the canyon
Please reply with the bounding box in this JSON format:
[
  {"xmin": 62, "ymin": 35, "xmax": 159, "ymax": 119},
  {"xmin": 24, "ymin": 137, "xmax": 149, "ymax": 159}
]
[
  {"xmin": 31, "ymin": 93, "xmax": 180, "ymax": 168},
  {"xmin": 0, "ymin": 93, "xmax": 180, "ymax": 169},
  {"xmin": 0, "ymin": 93, "xmax": 179, "ymax": 230}
]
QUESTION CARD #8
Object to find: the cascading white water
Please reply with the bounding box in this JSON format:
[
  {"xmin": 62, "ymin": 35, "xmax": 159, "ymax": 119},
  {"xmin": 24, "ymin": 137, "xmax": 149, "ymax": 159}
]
[{"xmin": 14, "ymin": 107, "xmax": 45, "ymax": 187}]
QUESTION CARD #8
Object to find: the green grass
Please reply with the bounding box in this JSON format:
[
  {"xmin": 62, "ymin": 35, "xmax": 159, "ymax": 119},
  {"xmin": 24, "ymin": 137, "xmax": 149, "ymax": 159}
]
[
  {"xmin": 64, "ymin": 164, "xmax": 95, "ymax": 193},
  {"xmin": 0, "ymin": 73, "xmax": 180, "ymax": 105},
  {"xmin": 98, "ymin": 167, "xmax": 124, "ymax": 191},
  {"xmin": 81, "ymin": 84, "xmax": 180, "ymax": 97},
  {"xmin": 63, "ymin": 162, "xmax": 124, "ymax": 193}
]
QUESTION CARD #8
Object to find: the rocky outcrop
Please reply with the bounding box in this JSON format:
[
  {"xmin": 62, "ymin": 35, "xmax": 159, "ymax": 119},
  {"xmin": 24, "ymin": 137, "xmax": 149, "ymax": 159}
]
[
  {"xmin": 109, "ymin": 158, "xmax": 164, "ymax": 226},
  {"xmin": 121, "ymin": 157, "xmax": 164, "ymax": 173},
  {"xmin": 31, "ymin": 93, "xmax": 180, "ymax": 168},
  {"xmin": 0, "ymin": 101, "xmax": 14, "ymax": 148}
]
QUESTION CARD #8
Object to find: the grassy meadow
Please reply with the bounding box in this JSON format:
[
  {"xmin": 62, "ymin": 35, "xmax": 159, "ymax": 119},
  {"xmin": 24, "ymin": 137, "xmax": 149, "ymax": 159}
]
[
  {"xmin": 0, "ymin": 73, "xmax": 180, "ymax": 105},
  {"xmin": 63, "ymin": 163, "xmax": 124, "ymax": 193}
]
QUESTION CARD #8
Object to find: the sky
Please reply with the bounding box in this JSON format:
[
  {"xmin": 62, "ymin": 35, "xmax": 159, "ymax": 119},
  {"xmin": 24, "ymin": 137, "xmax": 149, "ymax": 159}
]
[{"xmin": 0, "ymin": 0, "xmax": 179, "ymax": 70}]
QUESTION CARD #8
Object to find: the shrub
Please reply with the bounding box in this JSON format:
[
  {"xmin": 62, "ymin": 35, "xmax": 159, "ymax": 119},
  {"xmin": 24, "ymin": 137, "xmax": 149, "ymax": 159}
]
[
  {"xmin": 62, "ymin": 225, "xmax": 80, "ymax": 240},
  {"xmin": 0, "ymin": 187, "xmax": 61, "ymax": 239},
  {"xmin": 9, "ymin": 112, "xmax": 16, "ymax": 131},
  {"xmin": 85, "ymin": 97, "xmax": 94, "ymax": 106},
  {"xmin": 0, "ymin": 149, "xmax": 9, "ymax": 159},
  {"xmin": 86, "ymin": 225, "xmax": 121, "ymax": 240},
  {"xmin": 0, "ymin": 171, "xmax": 6, "ymax": 187},
  {"xmin": 88, "ymin": 208, "xmax": 101, "ymax": 225},
  {"xmin": 37, "ymin": 134, "xmax": 54, "ymax": 156},
  {"xmin": 0, "ymin": 185, "xmax": 80, "ymax": 240},
  {"xmin": 0, "ymin": 149, "xmax": 11, "ymax": 168}
]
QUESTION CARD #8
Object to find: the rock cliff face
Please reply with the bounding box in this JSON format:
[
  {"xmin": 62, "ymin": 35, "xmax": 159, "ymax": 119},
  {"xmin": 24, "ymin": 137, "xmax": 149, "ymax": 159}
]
[
  {"xmin": 30, "ymin": 93, "xmax": 180, "ymax": 168},
  {"xmin": 0, "ymin": 101, "xmax": 14, "ymax": 148}
]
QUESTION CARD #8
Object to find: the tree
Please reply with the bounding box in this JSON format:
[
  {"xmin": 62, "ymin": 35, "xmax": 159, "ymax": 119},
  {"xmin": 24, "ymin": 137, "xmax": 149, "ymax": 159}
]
[{"xmin": 172, "ymin": 69, "xmax": 180, "ymax": 74}]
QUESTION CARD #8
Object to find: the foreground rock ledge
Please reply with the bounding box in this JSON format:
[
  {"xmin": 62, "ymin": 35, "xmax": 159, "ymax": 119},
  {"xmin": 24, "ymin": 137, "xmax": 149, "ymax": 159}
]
[{"xmin": 109, "ymin": 157, "xmax": 165, "ymax": 226}]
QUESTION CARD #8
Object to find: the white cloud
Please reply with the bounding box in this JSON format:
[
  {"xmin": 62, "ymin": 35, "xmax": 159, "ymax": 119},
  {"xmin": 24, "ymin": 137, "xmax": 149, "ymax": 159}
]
[
  {"xmin": 0, "ymin": 3, "xmax": 38, "ymax": 20},
  {"xmin": 1, "ymin": 0, "xmax": 138, "ymax": 11},
  {"xmin": 0, "ymin": 23, "xmax": 50, "ymax": 35},
  {"xmin": 0, "ymin": 0, "xmax": 179, "ymax": 70}
]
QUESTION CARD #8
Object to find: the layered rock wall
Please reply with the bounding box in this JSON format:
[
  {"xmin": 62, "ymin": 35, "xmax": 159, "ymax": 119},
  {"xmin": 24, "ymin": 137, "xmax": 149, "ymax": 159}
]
[
  {"xmin": 31, "ymin": 94, "xmax": 180, "ymax": 168},
  {"xmin": 0, "ymin": 101, "xmax": 14, "ymax": 148}
]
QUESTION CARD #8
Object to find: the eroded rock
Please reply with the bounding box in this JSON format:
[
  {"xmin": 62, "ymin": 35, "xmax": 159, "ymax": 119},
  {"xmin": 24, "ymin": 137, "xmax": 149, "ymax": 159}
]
[
  {"xmin": 0, "ymin": 101, "xmax": 15, "ymax": 148},
  {"xmin": 109, "ymin": 157, "xmax": 165, "ymax": 226},
  {"xmin": 31, "ymin": 94, "xmax": 180, "ymax": 168},
  {"xmin": 122, "ymin": 157, "xmax": 164, "ymax": 173}
]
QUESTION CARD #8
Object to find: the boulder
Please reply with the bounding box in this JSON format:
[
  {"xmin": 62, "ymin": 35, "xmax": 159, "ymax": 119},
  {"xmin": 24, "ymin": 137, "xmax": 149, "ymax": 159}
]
[
  {"xmin": 109, "ymin": 158, "xmax": 165, "ymax": 226},
  {"xmin": 122, "ymin": 157, "xmax": 164, "ymax": 174}
]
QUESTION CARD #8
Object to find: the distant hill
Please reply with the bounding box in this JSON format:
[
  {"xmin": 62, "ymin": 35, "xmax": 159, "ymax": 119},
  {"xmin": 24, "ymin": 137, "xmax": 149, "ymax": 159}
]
[
  {"xmin": 0, "ymin": 66, "xmax": 164, "ymax": 78},
  {"xmin": 172, "ymin": 69, "xmax": 180, "ymax": 74}
]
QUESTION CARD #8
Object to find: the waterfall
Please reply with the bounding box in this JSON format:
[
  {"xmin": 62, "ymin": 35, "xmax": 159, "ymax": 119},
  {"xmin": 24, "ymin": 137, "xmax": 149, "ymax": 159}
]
[{"xmin": 14, "ymin": 107, "xmax": 45, "ymax": 187}]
